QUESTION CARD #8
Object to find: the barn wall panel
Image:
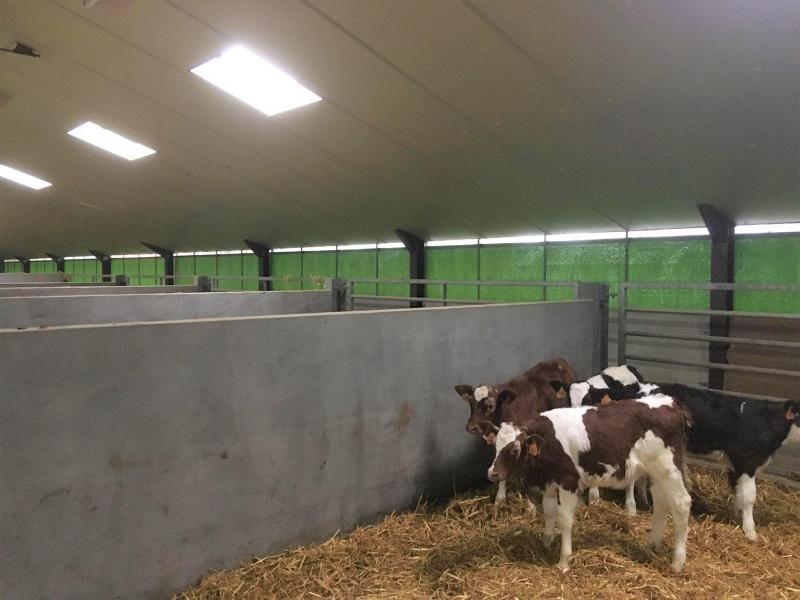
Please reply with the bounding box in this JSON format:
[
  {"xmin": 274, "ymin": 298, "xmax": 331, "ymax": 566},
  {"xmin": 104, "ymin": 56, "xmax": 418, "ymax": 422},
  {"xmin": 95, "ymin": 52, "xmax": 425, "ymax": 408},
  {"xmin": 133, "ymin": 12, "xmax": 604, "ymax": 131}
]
[
  {"xmin": 0, "ymin": 300, "xmax": 596, "ymax": 600},
  {"xmin": 0, "ymin": 291, "xmax": 333, "ymax": 329}
]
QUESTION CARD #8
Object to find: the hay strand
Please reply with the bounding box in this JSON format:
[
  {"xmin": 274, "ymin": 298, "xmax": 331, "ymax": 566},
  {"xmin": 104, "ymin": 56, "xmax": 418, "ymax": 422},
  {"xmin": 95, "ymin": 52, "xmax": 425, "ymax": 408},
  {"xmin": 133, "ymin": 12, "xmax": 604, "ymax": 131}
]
[{"xmin": 175, "ymin": 467, "xmax": 800, "ymax": 599}]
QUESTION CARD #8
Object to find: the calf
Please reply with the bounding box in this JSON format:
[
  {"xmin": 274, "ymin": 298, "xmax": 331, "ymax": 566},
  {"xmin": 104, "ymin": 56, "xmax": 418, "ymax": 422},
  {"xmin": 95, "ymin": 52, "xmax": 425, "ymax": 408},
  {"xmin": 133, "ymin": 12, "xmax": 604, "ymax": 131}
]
[
  {"xmin": 455, "ymin": 358, "xmax": 577, "ymax": 441},
  {"xmin": 550, "ymin": 364, "xmax": 661, "ymax": 513},
  {"xmin": 455, "ymin": 358, "xmax": 577, "ymax": 506},
  {"xmin": 658, "ymin": 383, "xmax": 800, "ymax": 541},
  {"xmin": 563, "ymin": 364, "xmax": 657, "ymax": 408},
  {"xmin": 488, "ymin": 398, "xmax": 691, "ymax": 572}
]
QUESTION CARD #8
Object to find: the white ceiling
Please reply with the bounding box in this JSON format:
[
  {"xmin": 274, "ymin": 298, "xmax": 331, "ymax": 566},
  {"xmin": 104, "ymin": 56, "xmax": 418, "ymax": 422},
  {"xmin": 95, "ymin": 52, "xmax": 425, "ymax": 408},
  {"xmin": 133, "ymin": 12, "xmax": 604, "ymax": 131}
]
[{"xmin": 0, "ymin": 0, "xmax": 798, "ymax": 256}]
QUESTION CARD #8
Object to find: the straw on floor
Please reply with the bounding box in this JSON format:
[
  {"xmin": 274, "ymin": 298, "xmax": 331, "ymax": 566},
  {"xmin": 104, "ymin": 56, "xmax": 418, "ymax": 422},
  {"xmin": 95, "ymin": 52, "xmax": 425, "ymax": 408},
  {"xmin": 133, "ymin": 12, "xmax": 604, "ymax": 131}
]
[{"xmin": 175, "ymin": 467, "xmax": 800, "ymax": 599}]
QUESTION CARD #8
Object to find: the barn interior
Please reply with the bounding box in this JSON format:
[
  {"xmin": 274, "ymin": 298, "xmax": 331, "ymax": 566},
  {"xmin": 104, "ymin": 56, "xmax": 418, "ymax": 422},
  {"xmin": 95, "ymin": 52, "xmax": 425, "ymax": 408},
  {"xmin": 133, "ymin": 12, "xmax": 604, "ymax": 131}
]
[{"xmin": 0, "ymin": 1, "xmax": 798, "ymax": 598}]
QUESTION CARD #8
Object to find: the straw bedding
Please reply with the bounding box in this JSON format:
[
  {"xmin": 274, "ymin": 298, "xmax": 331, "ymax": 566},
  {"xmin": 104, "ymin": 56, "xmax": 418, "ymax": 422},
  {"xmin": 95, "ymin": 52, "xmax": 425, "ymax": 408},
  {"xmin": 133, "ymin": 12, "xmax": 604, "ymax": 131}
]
[{"xmin": 176, "ymin": 467, "xmax": 800, "ymax": 599}]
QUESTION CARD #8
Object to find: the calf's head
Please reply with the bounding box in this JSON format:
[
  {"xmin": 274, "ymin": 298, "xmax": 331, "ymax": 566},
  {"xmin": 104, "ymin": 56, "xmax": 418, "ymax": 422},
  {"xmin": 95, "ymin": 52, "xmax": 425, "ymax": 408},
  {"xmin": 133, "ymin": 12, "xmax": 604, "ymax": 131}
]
[
  {"xmin": 487, "ymin": 428, "xmax": 545, "ymax": 482},
  {"xmin": 455, "ymin": 384, "xmax": 519, "ymax": 438},
  {"xmin": 784, "ymin": 401, "xmax": 800, "ymax": 443}
]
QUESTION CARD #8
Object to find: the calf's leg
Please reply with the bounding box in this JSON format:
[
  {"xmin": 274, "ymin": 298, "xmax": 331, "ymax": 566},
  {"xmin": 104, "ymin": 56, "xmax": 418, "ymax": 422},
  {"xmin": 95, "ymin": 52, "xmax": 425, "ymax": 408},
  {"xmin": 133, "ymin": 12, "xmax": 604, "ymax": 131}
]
[
  {"xmin": 734, "ymin": 472, "xmax": 758, "ymax": 541},
  {"xmin": 624, "ymin": 483, "xmax": 637, "ymax": 515},
  {"xmin": 646, "ymin": 481, "xmax": 667, "ymax": 549},
  {"xmin": 542, "ymin": 484, "xmax": 558, "ymax": 548},
  {"xmin": 557, "ymin": 487, "xmax": 580, "ymax": 572},
  {"xmin": 635, "ymin": 477, "xmax": 649, "ymax": 507},
  {"xmin": 658, "ymin": 474, "xmax": 691, "ymax": 572},
  {"xmin": 494, "ymin": 480, "xmax": 507, "ymax": 506},
  {"xmin": 523, "ymin": 487, "xmax": 537, "ymax": 515},
  {"xmin": 588, "ymin": 486, "xmax": 600, "ymax": 504}
]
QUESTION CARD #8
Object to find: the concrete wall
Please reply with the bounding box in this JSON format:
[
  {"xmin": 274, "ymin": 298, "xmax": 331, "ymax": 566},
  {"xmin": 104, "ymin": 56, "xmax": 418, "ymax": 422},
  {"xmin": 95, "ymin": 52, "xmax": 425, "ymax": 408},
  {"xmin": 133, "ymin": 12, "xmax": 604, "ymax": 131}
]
[
  {"xmin": 0, "ymin": 300, "xmax": 596, "ymax": 600},
  {"xmin": 0, "ymin": 291, "xmax": 333, "ymax": 329},
  {"xmin": 0, "ymin": 273, "xmax": 67, "ymax": 284},
  {"xmin": 0, "ymin": 285, "xmax": 198, "ymax": 298}
]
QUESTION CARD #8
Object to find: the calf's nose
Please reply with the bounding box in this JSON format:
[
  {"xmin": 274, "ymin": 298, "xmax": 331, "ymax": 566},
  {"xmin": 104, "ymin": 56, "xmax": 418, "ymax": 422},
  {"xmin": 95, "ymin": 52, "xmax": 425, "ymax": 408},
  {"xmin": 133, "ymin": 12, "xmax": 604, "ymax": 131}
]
[
  {"xmin": 487, "ymin": 467, "xmax": 499, "ymax": 482},
  {"xmin": 467, "ymin": 423, "xmax": 480, "ymax": 434}
]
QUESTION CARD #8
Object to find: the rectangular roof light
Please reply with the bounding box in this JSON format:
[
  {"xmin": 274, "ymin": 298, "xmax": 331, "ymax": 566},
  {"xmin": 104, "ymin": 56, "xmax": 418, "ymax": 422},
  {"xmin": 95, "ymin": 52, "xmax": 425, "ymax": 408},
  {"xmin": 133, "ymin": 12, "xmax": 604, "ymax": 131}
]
[
  {"xmin": 191, "ymin": 46, "xmax": 322, "ymax": 117},
  {"xmin": 426, "ymin": 239, "xmax": 479, "ymax": 247},
  {"xmin": 546, "ymin": 231, "xmax": 626, "ymax": 242},
  {"xmin": 68, "ymin": 121, "xmax": 156, "ymax": 161},
  {"xmin": 480, "ymin": 235, "xmax": 545, "ymax": 245},
  {"xmin": 735, "ymin": 223, "xmax": 800, "ymax": 235},
  {"xmin": 628, "ymin": 227, "xmax": 708, "ymax": 239},
  {"xmin": 0, "ymin": 163, "xmax": 52, "ymax": 190}
]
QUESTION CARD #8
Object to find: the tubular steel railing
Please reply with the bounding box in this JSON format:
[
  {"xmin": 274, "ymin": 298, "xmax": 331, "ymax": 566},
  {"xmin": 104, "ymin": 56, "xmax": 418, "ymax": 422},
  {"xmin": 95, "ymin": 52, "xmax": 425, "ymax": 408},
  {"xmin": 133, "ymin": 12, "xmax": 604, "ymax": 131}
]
[
  {"xmin": 618, "ymin": 281, "xmax": 800, "ymax": 401},
  {"xmin": 343, "ymin": 278, "xmax": 581, "ymax": 310}
]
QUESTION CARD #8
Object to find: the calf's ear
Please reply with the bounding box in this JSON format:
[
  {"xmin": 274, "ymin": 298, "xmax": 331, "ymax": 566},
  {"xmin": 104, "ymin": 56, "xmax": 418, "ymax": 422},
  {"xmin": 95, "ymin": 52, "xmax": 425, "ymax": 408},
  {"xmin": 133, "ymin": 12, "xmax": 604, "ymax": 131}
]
[
  {"xmin": 785, "ymin": 401, "xmax": 798, "ymax": 421},
  {"xmin": 479, "ymin": 421, "xmax": 500, "ymax": 434},
  {"xmin": 525, "ymin": 433, "xmax": 545, "ymax": 457},
  {"xmin": 600, "ymin": 393, "xmax": 612, "ymax": 405},
  {"xmin": 454, "ymin": 385, "xmax": 474, "ymax": 398},
  {"xmin": 497, "ymin": 389, "xmax": 518, "ymax": 405},
  {"xmin": 549, "ymin": 380, "xmax": 567, "ymax": 400}
]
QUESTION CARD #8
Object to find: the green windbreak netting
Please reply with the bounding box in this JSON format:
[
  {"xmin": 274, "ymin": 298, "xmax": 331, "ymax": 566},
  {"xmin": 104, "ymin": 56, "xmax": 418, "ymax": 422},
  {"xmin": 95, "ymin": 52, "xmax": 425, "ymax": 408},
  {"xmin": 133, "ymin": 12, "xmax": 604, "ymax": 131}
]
[
  {"xmin": 30, "ymin": 261, "xmax": 55, "ymax": 273},
  {"xmin": 425, "ymin": 247, "xmax": 479, "ymax": 301},
  {"xmin": 139, "ymin": 257, "xmax": 158, "ymax": 286},
  {"xmin": 337, "ymin": 250, "xmax": 378, "ymax": 295},
  {"xmin": 194, "ymin": 256, "xmax": 217, "ymax": 284},
  {"xmin": 546, "ymin": 242, "xmax": 625, "ymax": 305},
  {"xmin": 175, "ymin": 256, "xmax": 195, "ymax": 285},
  {"xmin": 301, "ymin": 252, "xmax": 336, "ymax": 290},
  {"xmin": 377, "ymin": 249, "xmax": 409, "ymax": 298},
  {"xmin": 242, "ymin": 254, "xmax": 259, "ymax": 291},
  {"xmin": 479, "ymin": 245, "xmax": 545, "ymax": 302},
  {"xmin": 5, "ymin": 261, "xmax": 21, "ymax": 273},
  {"xmin": 272, "ymin": 253, "xmax": 302, "ymax": 290},
  {"xmin": 735, "ymin": 237, "xmax": 800, "ymax": 314},
  {"xmin": 68, "ymin": 259, "xmax": 101, "ymax": 283},
  {"xmin": 122, "ymin": 257, "xmax": 139, "ymax": 283},
  {"xmin": 626, "ymin": 239, "xmax": 710, "ymax": 309},
  {"xmin": 111, "ymin": 258, "xmax": 125, "ymax": 280},
  {"xmin": 217, "ymin": 254, "xmax": 244, "ymax": 290}
]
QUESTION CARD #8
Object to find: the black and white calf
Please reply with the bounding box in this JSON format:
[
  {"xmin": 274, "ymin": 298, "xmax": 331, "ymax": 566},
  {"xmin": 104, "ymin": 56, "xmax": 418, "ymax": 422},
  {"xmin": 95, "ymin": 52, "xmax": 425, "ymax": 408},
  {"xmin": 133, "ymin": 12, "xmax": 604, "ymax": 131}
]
[
  {"xmin": 659, "ymin": 383, "xmax": 800, "ymax": 541},
  {"xmin": 564, "ymin": 365, "xmax": 659, "ymax": 408},
  {"xmin": 488, "ymin": 398, "xmax": 692, "ymax": 572}
]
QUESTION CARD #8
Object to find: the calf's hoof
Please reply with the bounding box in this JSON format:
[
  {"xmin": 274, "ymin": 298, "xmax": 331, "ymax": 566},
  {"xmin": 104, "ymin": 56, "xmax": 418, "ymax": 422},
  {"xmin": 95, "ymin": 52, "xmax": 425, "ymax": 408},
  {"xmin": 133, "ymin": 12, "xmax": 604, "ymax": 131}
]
[
  {"xmin": 588, "ymin": 488, "xmax": 600, "ymax": 505},
  {"xmin": 542, "ymin": 534, "xmax": 554, "ymax": 549},
  {"xmin": 671, "ymin": 558, "xmax": 685, "ymax": 573},
  {"xmin": 558, "ymin": 558, "xmax": 571, "ymax": 573},
  {"xmin": 625, "ymin": 502, "xmax": 637, "ymax": 516},
  {"xmin": 744, "ymin": 529, "xmax": 757, "ymax": 542}
]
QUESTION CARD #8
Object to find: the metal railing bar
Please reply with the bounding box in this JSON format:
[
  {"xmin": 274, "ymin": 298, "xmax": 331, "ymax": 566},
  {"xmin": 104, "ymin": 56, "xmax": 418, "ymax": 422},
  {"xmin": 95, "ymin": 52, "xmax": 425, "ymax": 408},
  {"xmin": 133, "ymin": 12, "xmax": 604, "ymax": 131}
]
[
  {"xmin": 344, "ymin": 277, "xmax": 577, "ymax": 287},
  {"xmin": 620, "ymin": 282, "xmax": 800, "ymax": 292},
  {"xmin": 625, "ymin": 330, "xmax": 800, "ymax": 349},
  {"xmin": 350, "ymin": 294, "xmax": 496, "ymax": 305},
  {"xmin": 624, "ymin": 306, "xmax": 800, "ymax": 320},
  {"xmin": 625, "ymin": 354, "xmax": 800, "ymax": 379}
]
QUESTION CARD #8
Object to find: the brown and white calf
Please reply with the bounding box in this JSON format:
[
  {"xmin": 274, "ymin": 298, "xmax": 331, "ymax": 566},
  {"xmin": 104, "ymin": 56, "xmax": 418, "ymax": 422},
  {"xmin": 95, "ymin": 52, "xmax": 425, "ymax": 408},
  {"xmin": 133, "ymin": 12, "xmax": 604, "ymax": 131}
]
[
  {"xmin": 455, "ymin": 358, "xmax": 577, "ymax": 506},
  {"xmin": 550, "ymin": 365, "xmax": 661, "ymax": 513},
  {"xmin": 488, "ymin": 398, "xmax": 692, "ymax": 572}
]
